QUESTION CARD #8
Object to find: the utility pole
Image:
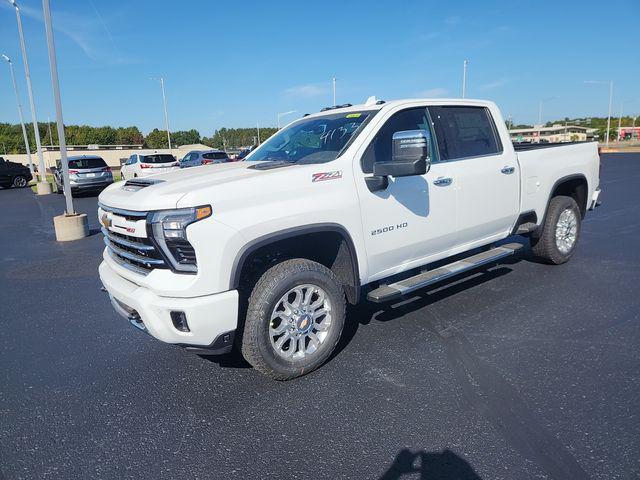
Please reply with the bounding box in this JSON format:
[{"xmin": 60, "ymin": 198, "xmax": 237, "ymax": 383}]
[
  {"xmin": 538, "ymin": 100, "xmax": 543, "ymax": 125},
  {"xmin": 8, "ymin": 0, "xmax": 49, "ymax": 192},
  {"xmin": 462, "ymin": 60, "xmax": 469, "ymax": 98},
  {"xmin": 2, "ymin": 53, "xmax": 34, "ymax": 175},
  {"xmin": 256, "ymin": 121, "xmax": 261, "ymax": 144}
]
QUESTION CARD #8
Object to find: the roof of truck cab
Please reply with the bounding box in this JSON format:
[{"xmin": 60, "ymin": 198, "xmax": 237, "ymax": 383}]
[{"xmin": 303, "ymin": 98, "xmax": 496, "ymax": 118}]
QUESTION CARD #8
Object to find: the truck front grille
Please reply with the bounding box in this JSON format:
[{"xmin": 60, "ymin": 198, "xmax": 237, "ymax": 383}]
[{"xmin": 102, "ymin": 227, "xmax": 167, "ymax": 274}]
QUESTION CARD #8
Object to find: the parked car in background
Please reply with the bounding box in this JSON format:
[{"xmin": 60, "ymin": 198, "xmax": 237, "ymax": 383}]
[
  {"xmin": 52, "ymin": 155, "xmax": 113, "ymax": 196},
  {"xmin": 0, "ymin": 157, "xmax": 32, "ymax": 189},
  {"xmin": 180, "ymin": 150, "xmax": 230, "ymax": 168},
  {"xmin": 120, "ymin": 153, "xmax": 179, "ymax": 180}
]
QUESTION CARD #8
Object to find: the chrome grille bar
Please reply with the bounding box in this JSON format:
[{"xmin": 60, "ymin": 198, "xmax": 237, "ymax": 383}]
[
  {"xmin": 101, "ymin": 227, "xmax": 155, "ymax": 251},
  {"xmin": 104, "ymin": 237, "xmax": 165, "ymax": 267}
]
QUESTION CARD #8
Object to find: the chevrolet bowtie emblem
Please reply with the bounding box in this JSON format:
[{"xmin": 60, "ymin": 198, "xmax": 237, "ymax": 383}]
[{"xmin": 101, "ymin": 213, "xmax": 111, "ymax": 229}]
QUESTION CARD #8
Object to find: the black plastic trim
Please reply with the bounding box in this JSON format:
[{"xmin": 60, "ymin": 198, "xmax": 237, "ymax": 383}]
[
  {"xmin": 540, "ymin": 173, "xmax": 588, "ymax": 227},
  {"xmin": 230, "ymin": 223, "xmax": 361, "ymax": 301},
  {"xmin": 180, "ymin": 330, "xmax": 235, "ymax": 355}
]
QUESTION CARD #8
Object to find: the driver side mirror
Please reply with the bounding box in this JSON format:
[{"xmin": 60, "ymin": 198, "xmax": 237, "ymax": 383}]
[{"xmin": 373, "ymin": 129, "xmax": 430, "ymax": 178}]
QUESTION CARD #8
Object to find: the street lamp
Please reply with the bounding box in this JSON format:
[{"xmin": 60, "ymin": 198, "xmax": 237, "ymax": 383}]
[
  {"xmin": 42, "ymin": 0, "xmax": 88, "ymax": 241},
  {"xmin": 462, "ymin": 60, "xmax": 469, "ymax": 98},
  {"xmin": 151, "ymin": 77, "xmax": 172, "ymax": 151},
  {"xmin": 2, "ymin": 53, "xmax": 34, "ymax": 175},
  {"xmin": 332, "ymin": 77, "xmax": 336, "ymax": 106},
  {"xmin": 6, "ymin": 0, "xmax": 49, "ymax": 192},
  {"xmin": 277, "ymin": 110, "xmax": 296, "ymax": 129},
  {"xmin": 585, "ymin": 80, "xmax": 613, "ymax": 147}
]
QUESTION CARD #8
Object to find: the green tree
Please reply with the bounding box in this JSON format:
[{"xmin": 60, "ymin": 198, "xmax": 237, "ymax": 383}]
[
  {"xmin": 145, "ymin": 128, "xmax": 170, "ymax": 148},
  {"xmin": 171, "ymin": 129, "xmax": 201, "ymax": 146}
]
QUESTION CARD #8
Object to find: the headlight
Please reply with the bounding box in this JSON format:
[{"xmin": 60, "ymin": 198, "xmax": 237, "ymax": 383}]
[{"xmin": 147, "ymin": 205, "xmax": 211, "ymax": 273}]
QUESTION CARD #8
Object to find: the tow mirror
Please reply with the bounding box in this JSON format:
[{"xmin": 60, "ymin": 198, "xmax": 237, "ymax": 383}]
[{"xmin": 373, "ymin": 129, "xmax": 430, "ymax": 178}]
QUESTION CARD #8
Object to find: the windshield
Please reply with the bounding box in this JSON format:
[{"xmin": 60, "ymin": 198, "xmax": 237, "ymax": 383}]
[
  {"xmin": 142, "ymin": 154, "xmax": 175, "ymax": 164},
  {"xmin": 247, "ymin": 110, "xmax": 375, "ymax": 164},
  {"xmin": 68, "ymin": 158, "xmax": 106, "ymax": 169}
]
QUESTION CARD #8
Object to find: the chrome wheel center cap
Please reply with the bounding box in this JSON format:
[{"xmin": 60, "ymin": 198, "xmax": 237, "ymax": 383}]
[{"xmin": 296, "ymin": 313, "xmax": 313, "ymax": 333}]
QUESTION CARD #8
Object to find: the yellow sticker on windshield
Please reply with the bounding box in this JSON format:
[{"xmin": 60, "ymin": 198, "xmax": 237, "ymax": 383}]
[{"xmin": 346, "ymin": 113, "xmax": 361, "ymax": 118}]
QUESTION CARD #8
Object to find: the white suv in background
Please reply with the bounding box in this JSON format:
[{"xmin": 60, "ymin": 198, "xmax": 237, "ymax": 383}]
[{"xmin": 120, "ymin": 153, "xmax": 179, "ymax": 180}]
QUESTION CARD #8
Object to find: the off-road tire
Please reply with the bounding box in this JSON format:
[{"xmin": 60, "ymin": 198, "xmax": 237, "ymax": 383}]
[
  {"xmin": 531, "ymin": 195, "xmax": 581, "ymax": 264},
  {"xmin": 240, "ymin": 258, "xmax": 346, "ymax": 380}
]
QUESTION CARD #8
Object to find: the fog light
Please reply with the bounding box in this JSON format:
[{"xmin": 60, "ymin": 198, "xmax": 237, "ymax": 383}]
[{"xmin": 170, "ymin": 311, "xmax": 190, "ymax": 332}]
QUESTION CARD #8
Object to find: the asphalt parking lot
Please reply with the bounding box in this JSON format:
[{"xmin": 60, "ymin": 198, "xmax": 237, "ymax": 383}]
[{"xmin": 1, "ymin": 153, "xmax": 639, "ymax": 480}]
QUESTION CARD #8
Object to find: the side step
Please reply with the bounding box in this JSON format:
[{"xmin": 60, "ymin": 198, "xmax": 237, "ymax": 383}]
[{"xmin": 367, "ymin": 243, "xmax": 523, "ymax": 303}]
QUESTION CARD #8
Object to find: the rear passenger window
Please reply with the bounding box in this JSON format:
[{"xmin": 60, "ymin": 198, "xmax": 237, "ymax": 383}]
[{"xmin": 428, "ymin": 106, "xmax": 502, "ymax": 160}]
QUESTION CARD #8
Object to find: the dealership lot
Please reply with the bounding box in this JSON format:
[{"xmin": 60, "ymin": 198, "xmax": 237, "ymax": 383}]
[{"xmin": 1, "ymin": 153, "xmax": 639, "ymax": 479}]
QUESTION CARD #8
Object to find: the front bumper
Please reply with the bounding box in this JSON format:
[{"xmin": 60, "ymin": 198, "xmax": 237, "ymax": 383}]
[{"xmin": 99, "ymin": 260, "xmax": 238, "ymax": 352}]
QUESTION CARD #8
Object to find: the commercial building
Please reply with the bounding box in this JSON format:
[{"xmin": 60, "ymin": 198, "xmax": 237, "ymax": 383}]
[{"xmin": 509, "ymin": 124, "xmax": 598, "ymax": 143}]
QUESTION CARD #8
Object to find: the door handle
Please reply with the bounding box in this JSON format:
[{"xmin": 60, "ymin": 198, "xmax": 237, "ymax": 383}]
[
  {"xmin": 433, "ymin": 177, "xmax": 453, "ymax": 186},
  {"xmin": 501, "ymin": 166, "xmax": 515, "ymax": 174}
]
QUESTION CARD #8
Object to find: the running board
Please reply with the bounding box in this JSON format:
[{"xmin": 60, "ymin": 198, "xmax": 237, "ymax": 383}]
[{"xmin": 367, "ymin": 243, "xmax": 524, "ymax": 303}]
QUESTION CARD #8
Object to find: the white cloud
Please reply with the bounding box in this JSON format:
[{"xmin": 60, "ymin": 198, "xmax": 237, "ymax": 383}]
[
  {"xmin": 284, "ymin": 84, "xmax": 329, "ymax": 98},
  {"xmin": 417, "ymin": 88, "xmax": 449, "ymax": 98},
  {"xmin": 480, "ymin": 78, "xmax": 510, "ymax": 90}
]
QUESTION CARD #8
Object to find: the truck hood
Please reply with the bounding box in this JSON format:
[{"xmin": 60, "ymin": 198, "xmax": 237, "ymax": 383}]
[{"xmin": 98, "ymin": 161, "xmax": 294, "ymax": 211}]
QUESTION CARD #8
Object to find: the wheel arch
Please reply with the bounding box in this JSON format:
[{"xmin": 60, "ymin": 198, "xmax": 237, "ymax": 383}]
[
  {"xmin": 230, "ymin": 223, "xmax": 361, "ymax": 304},
  {"xmin": 542, "ymin": 174, "xmax": 589, "ymax": 223}
]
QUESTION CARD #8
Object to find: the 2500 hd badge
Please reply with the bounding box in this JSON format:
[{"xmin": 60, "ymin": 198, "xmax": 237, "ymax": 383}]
[{"xmin": 371, "ymin": 222, "xmax": 408, "ymax": 236}]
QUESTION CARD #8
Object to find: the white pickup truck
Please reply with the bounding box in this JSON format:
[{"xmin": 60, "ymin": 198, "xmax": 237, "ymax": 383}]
[{"xmin": 98, "ymin": 98, "xmax": 601, "ymax": 379}]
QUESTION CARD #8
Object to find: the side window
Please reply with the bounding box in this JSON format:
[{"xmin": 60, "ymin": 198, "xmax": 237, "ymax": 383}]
[
  {"xmin": 361, "ymin": 107, "xmax": 436, "ymax": 174},
  {"xmin": 428, "ymin": 106, "xmax": 502, "ymax": 160},
  {"xmin": 132, "ymin": 155, "xmax": 138, "ymax": 164}
]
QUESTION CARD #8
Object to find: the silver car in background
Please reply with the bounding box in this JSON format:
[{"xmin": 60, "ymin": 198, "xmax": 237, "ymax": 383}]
[
  {"xmin": 53, "ymin": 155, "xmax": 113, "ymax": 196},
  {"xmin": 180, "ymin": 149, "xmax": 230, "ymax": 168}
]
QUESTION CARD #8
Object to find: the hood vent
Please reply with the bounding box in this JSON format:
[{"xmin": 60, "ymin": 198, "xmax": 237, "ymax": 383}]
[{"xmin": 122, "ymin": 178, "xmax": 165, "ymax": 192}]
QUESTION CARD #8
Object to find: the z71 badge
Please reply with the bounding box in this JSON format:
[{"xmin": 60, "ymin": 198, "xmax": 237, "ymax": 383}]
[{"xmin": 312, "ymin": 171, "xmax": 342, "ymax": 182}]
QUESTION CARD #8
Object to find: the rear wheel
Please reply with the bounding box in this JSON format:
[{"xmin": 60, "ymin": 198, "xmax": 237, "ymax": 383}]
[
  {"xmin": 531, "ymin": 195, "xmax": 581, "ymax": 264},
  {"xmin": 12, "ymin": 175, "xmax": 27, "ymax": 188},
  {"xmin": 240, "ymin": 259, "xmax": 346, "ymax": 380}
]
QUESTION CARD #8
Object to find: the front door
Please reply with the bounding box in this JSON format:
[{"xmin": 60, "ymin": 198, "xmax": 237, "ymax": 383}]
[{"xmin": 355, "ymin": 106, "xmax": 458, "ymax": 282}]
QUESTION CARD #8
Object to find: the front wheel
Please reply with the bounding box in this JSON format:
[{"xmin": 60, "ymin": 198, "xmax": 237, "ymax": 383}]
[
  {"xmin": 240, "ymin": 259, "xmax": 346, "ymax": 380},
  {"xmin": 531, "ymin": 195, "xmax": 581, "ymax": 264}
]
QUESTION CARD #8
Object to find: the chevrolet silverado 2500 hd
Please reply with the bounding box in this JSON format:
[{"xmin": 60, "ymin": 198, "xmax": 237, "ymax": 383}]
[{"xmin": 98, "ymin": 98, "xmax": 601, "ymax": 380}]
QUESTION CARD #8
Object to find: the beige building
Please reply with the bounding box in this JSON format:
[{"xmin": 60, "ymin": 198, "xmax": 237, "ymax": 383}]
[{"xmin": 510, "ymin": 125, "xmax": 598, "ymax": 143}]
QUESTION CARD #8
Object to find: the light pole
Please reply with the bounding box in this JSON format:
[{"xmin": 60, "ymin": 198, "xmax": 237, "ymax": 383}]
[
  {"xmin": 42, "ymin": 0, "xmax": 74, "ymax": 214},
  {"xmin": 43, "ymin": 0, "xmax": 88, "ymax": 241},
  {"xmin": 2, "ymin": 53, "xmax": 34, "ymax": 175},
  {"xmin": 256, "ymin": 121, "xmax": 261, "ymax": 145},
  {"xmin": 7, "ymin": 0, "xmax": 49, "ymax": 191},
  {"xmin": 462, "ymin": 59, "xmax": 469, "ymax": 98},
  {"xmin": 617, "ymin": 102, "xmax": 623, "ymax": 142},
  {"xmin": 151, "ymin": 77, "xmax": 172, "ymax": 151},
  {"xmin": 332, "ymin": 77, "xmax": 336, "ymax": 106},
  {"xmin": 585, "ymin": 80, "xmax": 613, "ymax": 146},
  {"xmin": 277, "ymin": 110, "xmax": 296, "ymax": 129}
]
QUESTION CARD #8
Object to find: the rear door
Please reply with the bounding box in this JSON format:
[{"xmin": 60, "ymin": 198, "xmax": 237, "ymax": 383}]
[{"xmin": 429, "ymin": 105, "xmax": 519, "ymax": 249}]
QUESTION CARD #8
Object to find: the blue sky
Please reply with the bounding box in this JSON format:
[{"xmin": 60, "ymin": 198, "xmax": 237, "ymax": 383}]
[{"xmin": 1, "ymin": 0, "xmax": 638, "ymax": 136}]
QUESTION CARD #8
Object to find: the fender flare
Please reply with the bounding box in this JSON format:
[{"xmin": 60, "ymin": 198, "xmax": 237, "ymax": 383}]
[{"xmin": 229, "ymin": 223, "xmax": 361, "ymax": 300}]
